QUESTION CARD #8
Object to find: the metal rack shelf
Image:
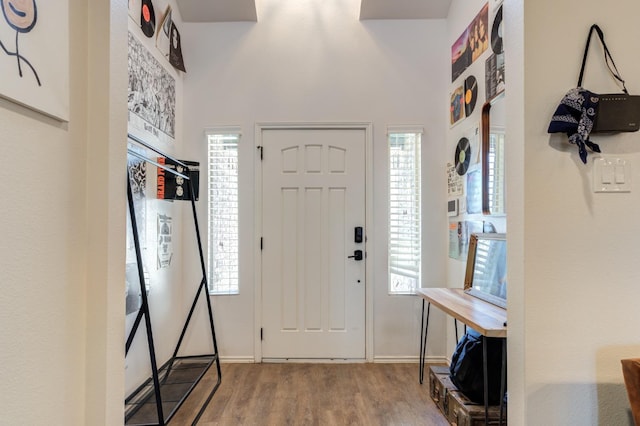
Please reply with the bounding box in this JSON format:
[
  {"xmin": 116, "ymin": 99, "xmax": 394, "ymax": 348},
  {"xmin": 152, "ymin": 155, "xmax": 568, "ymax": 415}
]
[
  {"xmin": 125, "ymin": 134, "xmax": 221, "ymax": 426},
  {"xmin": 125, "ymin": 355, "xmax": 218, "ymax": 425}
]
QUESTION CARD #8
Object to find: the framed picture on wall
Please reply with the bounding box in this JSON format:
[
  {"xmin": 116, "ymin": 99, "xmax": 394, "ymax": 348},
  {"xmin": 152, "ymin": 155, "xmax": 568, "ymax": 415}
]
[
  {"xmin": 0, "ymin": 0, "xmax": 69, "ymax": 121},
  {"xmin": 450, "ymin": 86, "xmax": 465, "ymax": 125},
  {"xmin": 128, "ymin": 31, "xmax": 176, "ymax": 145},
  {"xmin": 451, "ymin": 2, "xmax": 489, "ymax": 82}
]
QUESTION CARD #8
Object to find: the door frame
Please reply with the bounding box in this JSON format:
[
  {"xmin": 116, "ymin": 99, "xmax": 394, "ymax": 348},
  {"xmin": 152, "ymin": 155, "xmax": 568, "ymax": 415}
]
[{"xmin": 254, "ymin": 122, "xmax": 374, "ymax": 362}]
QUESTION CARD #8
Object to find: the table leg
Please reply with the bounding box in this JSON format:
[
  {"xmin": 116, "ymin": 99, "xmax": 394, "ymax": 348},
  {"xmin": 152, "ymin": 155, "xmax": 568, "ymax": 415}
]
[
  {"xmin": 499, "ymin": 338, "xmax": 507, "ymax": 426},
  {"xmin": 483, "ymin": 335, "xmax": 489, "ymax": 425},
  {"xmin": 419, "ymin": 300, "xmax": 431, "ymax": 384},
  {"xmin": 454, "ymin": 318, "xmax": 459, "ymax": 343}
]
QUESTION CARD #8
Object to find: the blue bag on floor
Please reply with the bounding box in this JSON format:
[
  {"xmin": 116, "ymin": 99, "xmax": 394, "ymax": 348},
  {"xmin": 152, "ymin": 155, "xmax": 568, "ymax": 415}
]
[{"xmin": 449, "ymin": 328, "xmax": 505, "ymax": 404}]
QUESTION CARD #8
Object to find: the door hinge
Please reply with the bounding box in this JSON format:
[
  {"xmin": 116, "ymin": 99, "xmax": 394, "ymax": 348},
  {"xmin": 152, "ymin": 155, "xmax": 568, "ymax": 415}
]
[
  {"xmin": 260, "ymin": 328, "xmax": 263, "ymax": 340},
  {"xmin": 257, "ymin": 145, "xmax": 263, "ymax": 160},
  {"xmin": 260, "ymin": 237, "xmax": 263, "ymax": 250}
]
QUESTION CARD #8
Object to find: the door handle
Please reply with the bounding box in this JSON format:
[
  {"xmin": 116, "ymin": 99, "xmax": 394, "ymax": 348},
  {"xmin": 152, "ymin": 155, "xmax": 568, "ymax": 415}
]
[{"xmin": 348, "ymin": 250, "xmax": 363, "ymax": 261}]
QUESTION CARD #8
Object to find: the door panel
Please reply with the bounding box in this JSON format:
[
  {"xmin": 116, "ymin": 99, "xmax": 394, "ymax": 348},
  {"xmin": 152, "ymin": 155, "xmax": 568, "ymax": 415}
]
[{"xmin": 261, "ymin": 128, "xmax": 365, "ymax": 359}]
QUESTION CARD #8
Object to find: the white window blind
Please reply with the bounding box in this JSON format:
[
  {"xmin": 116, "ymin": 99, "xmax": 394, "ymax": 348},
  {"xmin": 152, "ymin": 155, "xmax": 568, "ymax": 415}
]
[
  {"xmin": 388, "ymin": 131, "xmax": 422, "ymax": 294},
  {"xmin": 207, "ymin": 132, "xmax": 239, "ymax": 295}
]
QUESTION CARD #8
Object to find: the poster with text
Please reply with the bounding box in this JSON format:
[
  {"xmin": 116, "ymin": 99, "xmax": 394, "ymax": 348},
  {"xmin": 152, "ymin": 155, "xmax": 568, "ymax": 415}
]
[
  {"xmin": 447, "ymin": 162, "xmax": 464, "ymax": 197},
  {"xmin": 157, "ymin": 158, "xmax": 200, "ymax": 201},
  {"xmin": 128, "ymin": 31, "xmax": 176, "ymax": 145},
  {"xmin": 485, "ymin": 53, "xmax": 505, "ymax": 100},
  {"xmin": 157, "ymin": 213, "xmax": 173, "ymax": 269}
]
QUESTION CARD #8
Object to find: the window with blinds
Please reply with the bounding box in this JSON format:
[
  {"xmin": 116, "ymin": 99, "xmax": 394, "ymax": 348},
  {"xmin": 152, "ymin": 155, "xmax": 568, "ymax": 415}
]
[
  {"xmin": 388, "ymin": 130, "xmax": 422, "ymax": 294},
  {"xmin": 207, "ymin": 132, "xmax": 239, "ymax": 295}
]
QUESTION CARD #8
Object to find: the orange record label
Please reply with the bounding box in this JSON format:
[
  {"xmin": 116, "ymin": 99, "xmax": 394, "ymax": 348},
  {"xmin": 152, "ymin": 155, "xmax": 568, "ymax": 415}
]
[{"xmin": 142, "ymin": 4, "xmax": 151, "ymax": 22}]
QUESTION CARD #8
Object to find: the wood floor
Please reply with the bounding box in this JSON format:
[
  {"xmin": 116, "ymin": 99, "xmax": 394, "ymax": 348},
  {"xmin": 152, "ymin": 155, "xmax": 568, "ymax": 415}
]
[{"xmin": 169, "ymin": 362, "xmax": 449, "ymax": 426}]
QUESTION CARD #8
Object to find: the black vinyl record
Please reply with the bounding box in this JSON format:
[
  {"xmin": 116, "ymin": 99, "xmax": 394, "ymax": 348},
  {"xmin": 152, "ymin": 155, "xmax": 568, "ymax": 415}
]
[
  {"xmin": 455, "ymin": 137, "xmax": 471, "ymax": 176},
  {"xmin": 491, "ymin": 5, "xmax": 503, "ymax": 55},
  {"xmin": 141, "ymin": 0, "xmax": 156, "ymax": 38},
  {"xmin": 464, "ymin": 75, "xmax": 478, "ymax": 116}
]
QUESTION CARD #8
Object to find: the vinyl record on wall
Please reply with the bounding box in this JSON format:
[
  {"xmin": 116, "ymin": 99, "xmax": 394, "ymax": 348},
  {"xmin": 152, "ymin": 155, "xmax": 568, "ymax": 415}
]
[
  {"xmin": 464, "ymin": 75, "xmax": 478, "ymax": 116},
  {"xmin": 491, "ymin": 5, "xmax": 503, "ymax": 54},
  {"xmin": 455, "ymin": 137, "xmax": 471, "ymax": 176},
  {"xmin": 141, "ymin": 0, "xmax": 156, "ymax": 38}
]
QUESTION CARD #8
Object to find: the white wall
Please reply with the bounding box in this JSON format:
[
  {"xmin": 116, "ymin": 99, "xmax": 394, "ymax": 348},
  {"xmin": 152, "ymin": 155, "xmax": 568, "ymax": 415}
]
[
  {"xmin": 85, "ymin": 0, "xmax": 129, "ymax": 423},
  {"xmin": 0, "ymin": 0, "xmax": 128, "ymax": 425},
  {"xmin": 507, "ymin": 0, "xmax": 640, "ymax": 424},
  {"xmin": 180, "ymin": 0, "xmax": 449, "ymax": 361},
  {"xmin": 0, "ymin": 20, "xmax": 87, "ymax": 426}
]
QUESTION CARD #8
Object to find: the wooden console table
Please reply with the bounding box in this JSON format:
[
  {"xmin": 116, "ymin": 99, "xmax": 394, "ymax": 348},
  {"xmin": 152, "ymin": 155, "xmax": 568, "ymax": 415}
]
[{"xmin": 416, "ymin": 288, "xmax": 507, "ymax": 425}]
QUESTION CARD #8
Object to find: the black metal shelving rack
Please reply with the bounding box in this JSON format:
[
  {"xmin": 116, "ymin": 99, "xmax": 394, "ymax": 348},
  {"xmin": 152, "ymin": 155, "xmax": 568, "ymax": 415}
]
[{"xmin": 125, "ymin": 134, "xmax": 221, "ymax": 426}]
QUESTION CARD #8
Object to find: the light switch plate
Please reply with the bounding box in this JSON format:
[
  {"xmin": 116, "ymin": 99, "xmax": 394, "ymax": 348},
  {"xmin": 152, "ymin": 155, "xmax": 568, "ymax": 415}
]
[
  {"xmin": 447, "ymin": 199, "xmax": 459, "ymax": 217},
  {"xmin": 593, "ymin": 157, "xmax": 631, "ymax": 192}
]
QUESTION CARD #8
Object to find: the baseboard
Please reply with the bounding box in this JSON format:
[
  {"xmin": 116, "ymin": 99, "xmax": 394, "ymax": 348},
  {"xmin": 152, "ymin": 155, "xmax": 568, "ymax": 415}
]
[
  {"xmin": 261, "ymin": 358, "xmax": 366, "ymax": 363},
  {"xmin": 218, "ymin": 355, "xmax": 450, "ymax": 364},
  {"xmin": 219, "ymin": 356, "xmax": 255, "ymax": 363},
  {"xmin": 373, "ymin": 355, "xmax": 449, "ymax": 364}
]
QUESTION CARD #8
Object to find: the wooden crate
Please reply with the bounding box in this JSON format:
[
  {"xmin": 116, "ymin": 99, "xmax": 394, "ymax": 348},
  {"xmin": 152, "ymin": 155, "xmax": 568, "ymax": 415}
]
[
  {"xmin": 428, "ymin": 365, "xmax": 452, "ymax": 413},
  {"xmin": 428, "ymin": 365, "xmax": 506, "ymax": 426}
]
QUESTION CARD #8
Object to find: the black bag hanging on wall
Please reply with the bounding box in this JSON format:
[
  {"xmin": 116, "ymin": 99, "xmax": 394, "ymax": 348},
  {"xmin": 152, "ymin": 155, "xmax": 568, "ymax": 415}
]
[
  {"xmin": 548, "ymin": 24, "xmax": 640, "ymax": 164},
  {"xmin": 449, "ymin": 328, "xmax": 505, "ymax": 405},
  {"xmin": 578, "ymin": 25, "xmax": 640, "ymax": 133}
]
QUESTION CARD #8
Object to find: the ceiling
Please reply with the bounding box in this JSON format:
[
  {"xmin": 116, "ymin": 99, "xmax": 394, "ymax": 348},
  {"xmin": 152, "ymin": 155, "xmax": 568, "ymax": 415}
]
[
  {"xmin": 359, "ymin": 0, "xmax": 452, "ymax": 20},
  {"xmin": 176, "ymin": 0, "xmax": 257, "ymax": 22},
  {"xmin": 175, "ymin": 0, "xmax": 452, "ymax": 23}
]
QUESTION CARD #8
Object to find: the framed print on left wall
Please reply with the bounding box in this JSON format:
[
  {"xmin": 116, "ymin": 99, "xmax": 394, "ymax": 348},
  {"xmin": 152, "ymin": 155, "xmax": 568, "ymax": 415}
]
[{"xmin": 0, "ymin": 0, "xmax": 69, "ymax": 121}]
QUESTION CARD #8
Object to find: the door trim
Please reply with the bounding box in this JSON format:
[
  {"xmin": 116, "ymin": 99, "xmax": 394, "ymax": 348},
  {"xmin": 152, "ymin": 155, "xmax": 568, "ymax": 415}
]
[{"xmin": 254, "ymin": 122, "xmax": 373, "ymax": 362}]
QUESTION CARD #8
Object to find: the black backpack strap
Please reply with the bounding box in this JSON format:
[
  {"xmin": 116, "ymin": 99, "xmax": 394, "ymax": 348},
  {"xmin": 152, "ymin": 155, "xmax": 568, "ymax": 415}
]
[{"xmin": 577, "ymin": 24, "xmax": 628, "ymax": 94}]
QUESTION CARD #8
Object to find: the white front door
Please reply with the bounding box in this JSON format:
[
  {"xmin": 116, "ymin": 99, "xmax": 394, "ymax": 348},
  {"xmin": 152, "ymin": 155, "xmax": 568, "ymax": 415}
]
[{"xmin": 260, "ymin": 127, "xmax": 366, "ymax": 359}]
